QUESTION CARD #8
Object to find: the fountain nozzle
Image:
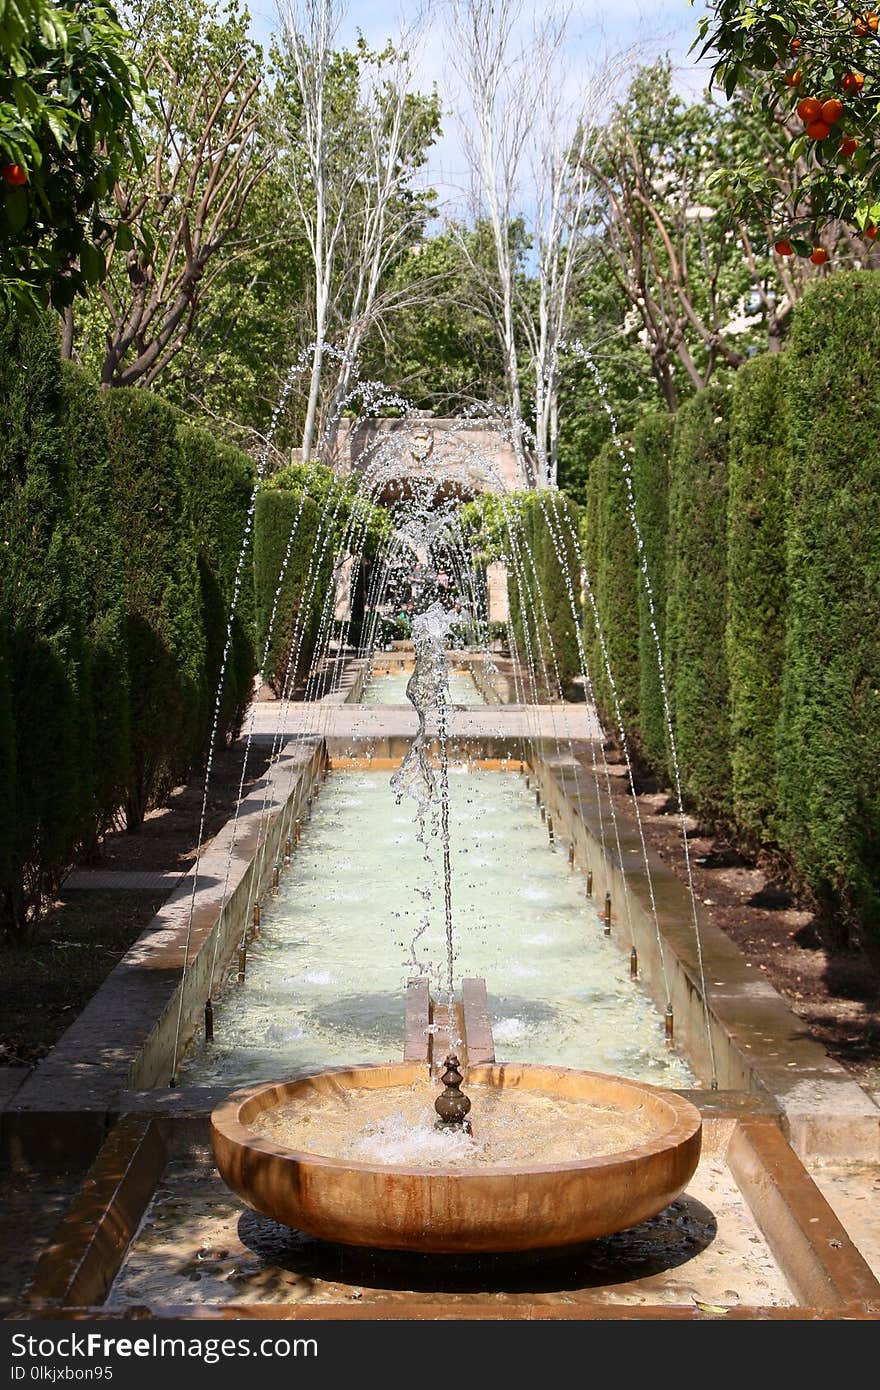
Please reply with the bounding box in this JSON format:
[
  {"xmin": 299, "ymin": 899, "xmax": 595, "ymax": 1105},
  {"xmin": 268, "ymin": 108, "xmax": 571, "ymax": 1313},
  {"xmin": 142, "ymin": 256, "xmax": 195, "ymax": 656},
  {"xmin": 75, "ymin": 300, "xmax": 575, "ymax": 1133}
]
[{"xmin": 434, "ymin": 1054, "xmax": 472, "ymax": 1131}]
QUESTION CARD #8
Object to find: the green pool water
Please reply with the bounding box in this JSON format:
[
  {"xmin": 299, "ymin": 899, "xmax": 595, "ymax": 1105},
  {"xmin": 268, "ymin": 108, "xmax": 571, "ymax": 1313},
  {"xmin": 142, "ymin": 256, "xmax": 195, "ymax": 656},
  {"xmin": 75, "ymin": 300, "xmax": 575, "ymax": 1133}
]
[
  {"xmin": 363, "ymin": 667, "xmax": 485, "ymax": 706},
  {"xmin": 181, "ymin": 768, "xmax": 695, "ymax": 1089}
]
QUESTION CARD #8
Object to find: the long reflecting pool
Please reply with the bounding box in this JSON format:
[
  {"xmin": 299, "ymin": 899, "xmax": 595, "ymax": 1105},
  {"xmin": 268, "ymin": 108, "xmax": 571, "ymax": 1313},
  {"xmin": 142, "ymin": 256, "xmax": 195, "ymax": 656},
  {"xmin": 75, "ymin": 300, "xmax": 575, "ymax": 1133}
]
[
  {"xmin": 363, "ymin": 667, "xmax": 484, "ymax": 706},
  {"xmin": 181, "ymin": 769, "xmax": 695, "ymax": 1088}
]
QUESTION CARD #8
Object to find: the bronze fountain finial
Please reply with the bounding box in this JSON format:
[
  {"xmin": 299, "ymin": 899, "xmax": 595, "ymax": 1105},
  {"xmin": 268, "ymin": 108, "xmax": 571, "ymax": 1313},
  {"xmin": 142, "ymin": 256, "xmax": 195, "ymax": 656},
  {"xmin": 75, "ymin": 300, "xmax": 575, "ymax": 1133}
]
[{"xmin": 434, "ymin": 1054, "xmax": 472, "ymax": 1131}]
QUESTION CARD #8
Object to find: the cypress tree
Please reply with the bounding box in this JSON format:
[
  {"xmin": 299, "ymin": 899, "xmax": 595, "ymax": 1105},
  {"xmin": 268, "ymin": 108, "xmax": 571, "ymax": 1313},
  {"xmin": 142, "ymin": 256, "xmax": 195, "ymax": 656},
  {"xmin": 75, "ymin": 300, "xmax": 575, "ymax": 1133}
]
[
  {"xmin": 0, "ymin": 311, "xmax": 84, "ymax": 929},
  {"xmin": 505, "ymin": 496, "xmax": 529, "ymax": 681},
  {"xmin": 103, "ymin": 390, "xmax": 206, "ymax": 829},
  {"xmin": 778, "ymin": 272, "xmax": 880, "ymax": 936},
  {"xmin": 531, "ymin": 492, "xmax": 581, "ymax": 691},
  {"xmin": 505, "ymin": 492, "xmax": 581, "ymax": 694},
  {"xmin": 727, "ymin": 354, "xmax": 788, "ymax": 848},
  {"xmin": 61, "ymin": 362, "xmax": 130, "ymax": 843},
  {"xmin": 632, "ymin": 411, "xmax": 674, "ymax": 775},
  {"xmin": 254, "ymin": 489, "xmax": 329, "ymax": 695},
  {"xmin": 666, "ymin": 385, "xmax": 732, "ymax": 822},
  {"xmin": 593, "ymin": 438, "xmax": 640, "ymax": 739},
  {"xmin": 581, "ymin": 447, "xmax": 604, "ymax": 709},
  {"xmin": 177, "ymin": 421, "xmax": 256, "ymax": 745}
]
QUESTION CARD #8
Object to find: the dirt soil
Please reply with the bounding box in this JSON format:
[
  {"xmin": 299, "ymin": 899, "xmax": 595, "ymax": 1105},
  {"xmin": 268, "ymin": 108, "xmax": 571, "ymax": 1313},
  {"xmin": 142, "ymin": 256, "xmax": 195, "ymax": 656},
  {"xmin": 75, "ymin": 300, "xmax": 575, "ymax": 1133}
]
[
  {"xmin": 0, "ymin": 743, "xmax": 271, "ymax": 1067},
  {"xmin": 600, "ymin": 759, "xmax": 880, "ymax": 1104}
]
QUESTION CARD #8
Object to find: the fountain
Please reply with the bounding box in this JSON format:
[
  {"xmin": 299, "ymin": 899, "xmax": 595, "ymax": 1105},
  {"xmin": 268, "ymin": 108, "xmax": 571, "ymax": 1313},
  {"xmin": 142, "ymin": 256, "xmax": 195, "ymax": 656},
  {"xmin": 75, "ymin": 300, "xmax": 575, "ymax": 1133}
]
[
  {"xmin": 211, "ymin": 533, "xmax": 702, "ymax": 1253},
  {"xmin": 211, "ymin": 1061, "xmax": 701, "ymax": 1253}
]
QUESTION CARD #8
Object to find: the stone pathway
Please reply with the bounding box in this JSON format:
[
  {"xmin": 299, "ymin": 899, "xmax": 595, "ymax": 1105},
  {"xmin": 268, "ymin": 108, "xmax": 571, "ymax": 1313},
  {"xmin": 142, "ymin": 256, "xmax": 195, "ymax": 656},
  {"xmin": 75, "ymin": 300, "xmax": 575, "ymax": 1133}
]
[{"xmin": 245, "ymin": 700, "xmax": 603, "ymax": 742}]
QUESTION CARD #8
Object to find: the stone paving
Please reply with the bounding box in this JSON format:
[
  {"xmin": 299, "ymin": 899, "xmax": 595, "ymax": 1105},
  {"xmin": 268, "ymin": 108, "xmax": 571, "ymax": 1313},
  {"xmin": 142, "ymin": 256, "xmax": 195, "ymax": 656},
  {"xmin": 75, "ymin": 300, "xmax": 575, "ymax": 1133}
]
[
  {"xmin": 104, "ymin": 1138, "xmax": 796, "ymax": 1311},
  {"xmin": 245, "ymin": 698, "xmax": 603, "ymax": 743}
]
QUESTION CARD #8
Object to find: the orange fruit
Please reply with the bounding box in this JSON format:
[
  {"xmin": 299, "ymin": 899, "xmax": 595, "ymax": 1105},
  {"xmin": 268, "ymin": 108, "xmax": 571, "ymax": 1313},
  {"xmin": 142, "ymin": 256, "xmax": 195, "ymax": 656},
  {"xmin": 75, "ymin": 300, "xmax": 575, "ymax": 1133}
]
[
  {"xmin": 841, "ymin": 136, "xmax": 859, "ymax": 157},
  {"xmin": 821, "ymin": 98, "xmax": 844, "ymax": 124},
  {"xmin": 855, "ymin": 11, "xmax": 879, "ymax": 34},
  {"xmin": 784, "ymin": 69, "xmax": 802, "ymax": 86},
  {"xmin": 806, "ymin": 119, "xmax": 832, "ymax": 140},
  {"xmin": 790, "ymin": 38, "xmax": 801, "ymax": 51},
  {"xmin": 865, "ymin": 224, "xmax": 878, "ymax": 240},
  {"xmin": 797, "ymin": 96, "xmax": 823, "ymax": 123},
  {"xmin": 842, "ymin": 72, "xmax": 865, "ymax": 94},
  {"xmin": 2, "ymin": 163, "xmax": 27, "ymax": 186},
  {"xmin": 810, "ymin": 247, "xmax": 828, "ymax": 265},
  {"xmin": 774, "ymin": 239, "xmax": 794, "ymax": 256}
]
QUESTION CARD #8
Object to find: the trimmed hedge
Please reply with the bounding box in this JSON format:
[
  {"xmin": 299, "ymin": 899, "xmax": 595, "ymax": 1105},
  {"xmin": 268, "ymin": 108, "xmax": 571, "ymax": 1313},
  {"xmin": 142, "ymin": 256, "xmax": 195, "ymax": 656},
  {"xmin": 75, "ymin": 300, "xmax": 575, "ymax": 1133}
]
[
  {"xmin": 0, "ymin": 312, "xmax": 257, "ymax": 932},
  {"xmin": 103, "ymin": 390, "xmax": 207, "ymax": 829},
  {"xmin": 580, "ymin": 449, "xmax": 602, "ymax": 703},
  {"xmin": 507, "ymin": 491, "xmax": 581, "ymax": 693},
  {"xmin": 254, "ymin": 465, "xmax": 388, "ymax": 696},
  {"xmin": 778, "ymin": 273, "xmax": 880, "ymax": 934},
  {"xmin": 726, "ymin": 354, "xmax": 788, "ymax": 848},
  {"xmin": 557, "ymin": 273, "xmax": 880, "ymax": 932},
  {"xmin": 666, "ymin": 385, "xmax": 732, "ymax": 821},
  {"xmin": 0, "ymin": 624, "xmax": 12, "ymax": 903},
  {"xmin": 591, "ymin": 439, "xmax": 640, "ymax": 736},
  {"xmin": 62, "ymin": 362, "xmax": 130, "ymax": 844},
  {"xmin": 0, "ymin": 310, "xmax": 85, "ymax": 929},
  {"xmin": 632, "ymin": 411, "xmax": 674, "ymax": 774},
  {"xmin": 254, "ymin": 489, "xmax": 330, "ymax": 696},
  {"xmin": 178, "ymin": 421, "xmax": 256, "ymax": 747}
]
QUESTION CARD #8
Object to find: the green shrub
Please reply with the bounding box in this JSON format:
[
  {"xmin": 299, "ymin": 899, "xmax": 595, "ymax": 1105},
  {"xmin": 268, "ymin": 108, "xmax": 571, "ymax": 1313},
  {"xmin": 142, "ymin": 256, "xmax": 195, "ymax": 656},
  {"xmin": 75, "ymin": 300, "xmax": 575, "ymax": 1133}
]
[
  {"xmin": 726, "ymin": 354, "xmax": 788, "ymax": 848},
  {"xmin": 666, "ymin": 385, "xmax": 732, "ymax": 821},
  {"xmin": 778, "ymin": 272, "xmax": 880, "ymax": 935},
  {"xmin": 254, "ymin": 489, "xmax": 331, "ymax": 695},
  {"xmin": 177, "ymin": 422, "xmax": 256, "ymax": 746},
  {"xmin": 0, "ymin": 624, "xmax": 13, "ymax": 902},
  {"xmin": 507, "ymin": 491, "xmax": 581, "ymax": 693},
  {"xmin": 0, "ymin": 317, "xmax": 267, "ymax": 928},
  {"xmin": 255, "ymin": 466, "xmax": 390, "ymax": 694},
  {"xmin": 592, "ymin": 439, "xmax": 640, "ymax": 737},
  {"xmin": 533, "ymin": 491, "xmax": 581, "ymax": 691},
  {"xmin": 580, "ymin": 451, "xmax": 603, "ymax": 705},
  {"xmin": 61, "ymin": 362, "xmax": 130, "ymax": 843},
  {"xmin": 632, "ymin": 411, "xmax": 674, "ymax": 774},
  {"xmin": 0, "ymin": 310, "xmax": 85, "ymax": 928},
  {"xmin": 103, "ymin": 390, "xmax": 206, "ymax": 829}
]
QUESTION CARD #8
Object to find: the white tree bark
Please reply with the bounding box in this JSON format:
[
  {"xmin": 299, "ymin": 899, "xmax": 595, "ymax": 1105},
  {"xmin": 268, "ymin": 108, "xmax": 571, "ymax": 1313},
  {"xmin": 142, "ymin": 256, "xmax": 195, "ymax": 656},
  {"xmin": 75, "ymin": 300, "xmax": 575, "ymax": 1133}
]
[
  {"xmin": 451, "ymin": 0, "xmax": 533, "ymax": 485},
  {"xmin": 277, "ymin": 0, "xmax": 436, "ymax": 463},
  {"xmin": 278, "ymin": 0, "xmax": 346, "ymax": 462},
  {"xmin": 451, "ymin": 0, "xmax": 633, "ymax": 488},
  {"xmin": 319, "ymin": 25, "xmax": 436, "ymax": 457}
]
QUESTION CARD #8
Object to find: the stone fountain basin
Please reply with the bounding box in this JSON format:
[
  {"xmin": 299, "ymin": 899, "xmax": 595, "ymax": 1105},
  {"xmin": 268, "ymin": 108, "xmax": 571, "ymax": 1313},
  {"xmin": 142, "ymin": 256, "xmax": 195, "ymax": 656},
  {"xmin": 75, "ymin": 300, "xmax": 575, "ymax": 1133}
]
[{"xmin": 211, "ymin": 1062, "xmax": 702, "ymax": 1254}]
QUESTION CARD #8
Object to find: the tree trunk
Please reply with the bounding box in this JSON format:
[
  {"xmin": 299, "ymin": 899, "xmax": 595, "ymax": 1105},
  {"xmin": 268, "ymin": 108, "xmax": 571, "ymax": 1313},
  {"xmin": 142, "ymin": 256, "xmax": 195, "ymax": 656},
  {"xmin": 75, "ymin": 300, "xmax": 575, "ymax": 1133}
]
[
  {"xmin": 300, "ymin": 338, "xmax": 325, "ymax": 463},
  {"xmin": 60, "ymin": 307, "xmax": 74, "ymax": 360}
]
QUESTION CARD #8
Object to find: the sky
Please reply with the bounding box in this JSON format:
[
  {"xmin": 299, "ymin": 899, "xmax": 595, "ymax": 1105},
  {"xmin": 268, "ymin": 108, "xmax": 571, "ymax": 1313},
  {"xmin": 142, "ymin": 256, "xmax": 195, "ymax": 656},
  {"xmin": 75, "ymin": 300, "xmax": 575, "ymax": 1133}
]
[{"xmin": 247, "ymin": 1, "xmax": 715, "ymax": 220}]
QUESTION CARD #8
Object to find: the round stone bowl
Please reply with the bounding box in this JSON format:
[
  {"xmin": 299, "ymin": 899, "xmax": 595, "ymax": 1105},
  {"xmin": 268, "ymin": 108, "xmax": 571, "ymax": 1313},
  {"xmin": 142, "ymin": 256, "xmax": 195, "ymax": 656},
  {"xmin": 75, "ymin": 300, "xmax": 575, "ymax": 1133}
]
[{"xmin": 211, "ymin": 1061, "xmax": 702, "ymax": 1254}]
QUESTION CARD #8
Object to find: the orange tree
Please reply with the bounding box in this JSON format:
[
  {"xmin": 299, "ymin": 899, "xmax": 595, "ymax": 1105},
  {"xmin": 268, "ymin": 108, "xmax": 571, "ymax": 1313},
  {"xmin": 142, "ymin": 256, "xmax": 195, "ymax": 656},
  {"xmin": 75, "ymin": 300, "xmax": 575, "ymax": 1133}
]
[
  {"xmin": 0, "ymin": 0, "xmax": 145, "ymax": 312},
  {"xmin": 695, "ymin": 1, "xmax": 880, "ymax": 252}
]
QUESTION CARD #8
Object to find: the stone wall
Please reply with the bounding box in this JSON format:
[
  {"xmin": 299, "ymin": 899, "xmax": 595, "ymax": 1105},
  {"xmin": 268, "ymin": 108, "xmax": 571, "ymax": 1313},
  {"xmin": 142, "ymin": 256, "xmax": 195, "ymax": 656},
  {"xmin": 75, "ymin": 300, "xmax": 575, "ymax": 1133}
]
[{"xmin": 334, "ymin": 418, "xmax": 521, "ymax": 496}]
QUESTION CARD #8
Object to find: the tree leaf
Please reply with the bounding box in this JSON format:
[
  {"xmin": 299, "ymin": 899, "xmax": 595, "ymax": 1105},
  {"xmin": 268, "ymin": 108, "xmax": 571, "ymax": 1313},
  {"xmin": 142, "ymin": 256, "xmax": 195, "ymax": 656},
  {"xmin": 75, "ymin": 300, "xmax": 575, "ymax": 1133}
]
[{"xmin": 79, "ymin": 239, "xmax": 106, "ymax": 285}]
